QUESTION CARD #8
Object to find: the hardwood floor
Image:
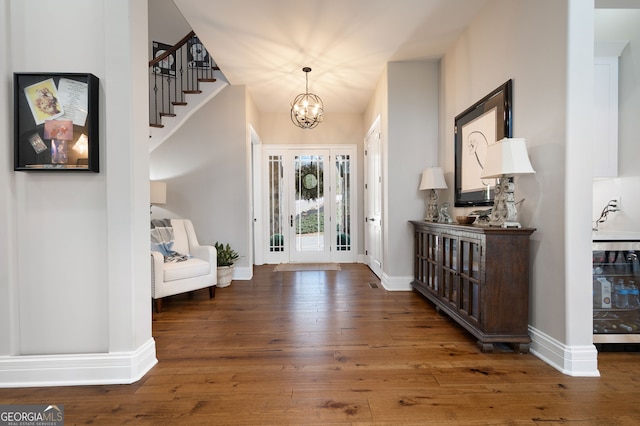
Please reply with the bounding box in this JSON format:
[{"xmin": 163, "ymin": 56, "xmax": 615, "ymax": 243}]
[{"xmin": 1, "ymin": 264, "xmax": 639, "ymax": 425}]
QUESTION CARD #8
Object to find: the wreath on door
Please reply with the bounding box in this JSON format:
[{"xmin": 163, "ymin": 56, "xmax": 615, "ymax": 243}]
[{"xmin": 295, "ymin": 163, "xmax": 323, "ymax": 200}]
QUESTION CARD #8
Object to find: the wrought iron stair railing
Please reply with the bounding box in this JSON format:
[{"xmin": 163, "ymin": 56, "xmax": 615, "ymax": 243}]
[{"xmin": 148, "ymin": 31, "xmax": 220, "ymax": 128}]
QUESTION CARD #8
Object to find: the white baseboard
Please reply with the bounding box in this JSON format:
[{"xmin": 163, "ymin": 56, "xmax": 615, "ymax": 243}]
[
  {"xmin": 0, "ymin": 338, "xmax": 158, "ymax": 388},
  {"xmin": 380, "ymin": 273, "xmax": 413, "ymax": 291},
  {"xmin": 232, "ymin": 265, "xmax": 253, "ymax": 280},
  {"xmin": 529, "ymin": 326, "xmax": 600, "ymax": 377}
]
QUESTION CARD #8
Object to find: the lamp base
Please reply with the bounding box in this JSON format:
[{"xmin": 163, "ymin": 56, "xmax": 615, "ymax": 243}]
[
  {"xmin": 424, "ymin": 189, "xmax": 439, "ymax": 222},
  {"xmin": 488, "ymin": 176, "xmax": 521, "ymax": 228}
]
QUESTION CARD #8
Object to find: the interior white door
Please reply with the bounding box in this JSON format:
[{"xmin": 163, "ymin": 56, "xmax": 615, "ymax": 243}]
[{"xmin": 365, "ymin": 120, "xmax": 382, "ymax": 277}]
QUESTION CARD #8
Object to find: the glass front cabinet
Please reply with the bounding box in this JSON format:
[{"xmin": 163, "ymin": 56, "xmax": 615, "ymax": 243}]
[
  {"xmin": 592, "ymin": 239, "xmax": 640, "ymax": 343},
  {"xmin": 411, "ymin": 221, "xmax": 534, "ymax": 352}
]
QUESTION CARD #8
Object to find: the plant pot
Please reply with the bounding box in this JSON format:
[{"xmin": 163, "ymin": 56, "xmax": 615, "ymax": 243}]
[{"xmin": 217, "ymin": 265, "xmax": 234, "ymax": 288}]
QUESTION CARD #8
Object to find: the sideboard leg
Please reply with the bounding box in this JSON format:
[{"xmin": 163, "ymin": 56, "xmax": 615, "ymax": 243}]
[{"xmin": 478, "ymin": 341, "xmax": 494, "ymax": 352}]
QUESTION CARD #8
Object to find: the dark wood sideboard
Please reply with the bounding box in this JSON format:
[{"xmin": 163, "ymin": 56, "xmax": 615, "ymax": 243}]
[{"xmin": 410, "ymin": 221, "xmax": 535, "ymax": 352}]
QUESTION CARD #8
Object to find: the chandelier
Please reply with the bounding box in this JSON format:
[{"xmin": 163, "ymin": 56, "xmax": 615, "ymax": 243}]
[{"xmin": 290, "ymin": 67, "xmax": 324, "ymax": 129}]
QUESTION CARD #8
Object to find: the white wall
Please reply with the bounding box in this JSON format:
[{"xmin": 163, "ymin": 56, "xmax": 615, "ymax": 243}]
[
  {"xmin": 148, "ymin": 0, "xmax": 191, "ymax": 49},
  {"xmin": 364, "ymin": 61, "xmax": 440, "ymax": 287},
  {"xmin": 9, "ymin": 0, "xmax": 106, "ymax": 356},
  {"xmin": 150, "ymin": 86, "xmax": 251, "ymax": 273},
  {"xmin": 387, "ymin": 61, "xmax": 439, "ymax": 279},
  {"xmin": 0, "ymin": 0, "xmax": 15, "ymax": 356},
  {"xmin": 440, "ymin": 0, "xmax": 597, "ymax": 376},
  {"xmin": 593, "ymin": 9, "xmax": 640, "ymax": 232},
  {"xmin": 245, "ymin": 87, "xmax": 262, "ymax": 267},
  {"xmin": 0, "ymin": 0, "xmax": 156, "ymax": 386}
]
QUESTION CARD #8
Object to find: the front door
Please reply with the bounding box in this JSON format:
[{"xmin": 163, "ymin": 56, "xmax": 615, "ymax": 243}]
[
  {"xmin": 263, "ymin": 146, "xmax": 356, "ymax": 264},
  {"xmin": 290, "ymin": 150, "xmax": 330, "ymax": 262}
]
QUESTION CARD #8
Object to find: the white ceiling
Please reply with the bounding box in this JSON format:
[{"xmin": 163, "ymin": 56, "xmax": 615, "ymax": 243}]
[{"xmin": 173, "ymin": 0, "xmax": 488, "ymax": 114}]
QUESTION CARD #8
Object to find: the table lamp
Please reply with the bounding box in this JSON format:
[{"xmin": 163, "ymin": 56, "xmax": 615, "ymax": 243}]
[
  {"xmin": 419, "ymin": 167, "xmax": 447, "ymax": 222},
  {"xmin": 480, "ymin": 138, "xmax": 535, "ymax": 228}
]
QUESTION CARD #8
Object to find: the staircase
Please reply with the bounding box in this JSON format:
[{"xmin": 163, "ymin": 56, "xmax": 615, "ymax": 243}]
[{"xmin": 149, "ymin": 31, "xmax": 228, "ymax": 152}]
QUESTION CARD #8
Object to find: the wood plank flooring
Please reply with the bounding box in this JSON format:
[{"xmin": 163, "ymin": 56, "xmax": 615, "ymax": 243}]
[{"xmin": 1, "ymin": 263, "xmax": 640, "ymax": 424}]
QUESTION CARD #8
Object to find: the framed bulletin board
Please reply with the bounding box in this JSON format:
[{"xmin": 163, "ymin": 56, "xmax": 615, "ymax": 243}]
[{"xmin": 14, "ymin": 72, "xmax": 99, "ymax": 172}]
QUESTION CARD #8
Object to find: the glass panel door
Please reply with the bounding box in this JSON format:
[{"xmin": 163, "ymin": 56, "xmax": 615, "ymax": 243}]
[
  {"xmin": 442, "ymin": 235, "xmax": 458, "ymax": 307},
  {"xmin": 416, "ymin": 231, "xmax": 439, "ymax": 294},
  {"xmin": 331, "ymin": 149, "xmax": 355, "ymax": 262},
  {"xmin": 593, "ymin": 241, "xmax": 640, "ymax": 342},
  {"xmin": 334, "ymin": 154, "xmax": 351, "ymax": 252},
  {"xmin": 460, "ymin": 238, "xmax": 481, "ymax": 324},
  {"xmin": 268, "ymin": 155, "xmax": 285, "ymax": 253},
  {"xmin": 290, "ymin": 151, "xmax": 330, "ymax": 262}
]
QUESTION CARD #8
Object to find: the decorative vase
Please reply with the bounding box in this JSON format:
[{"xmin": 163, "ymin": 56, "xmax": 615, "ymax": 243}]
[{"xmin": 217, "ymin": 265, "xmax": 234, "ymax": 288}]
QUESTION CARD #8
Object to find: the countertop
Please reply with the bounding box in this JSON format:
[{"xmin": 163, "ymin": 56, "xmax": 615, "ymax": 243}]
[{"xmin": 592, "ymin": 230, "xmax": 640, "ymax": 241}]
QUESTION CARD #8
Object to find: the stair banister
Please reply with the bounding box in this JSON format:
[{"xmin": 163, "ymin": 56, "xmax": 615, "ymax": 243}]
[{"xmin": 148, "ymin": 31, "xmax": 219, "ymax": 128}]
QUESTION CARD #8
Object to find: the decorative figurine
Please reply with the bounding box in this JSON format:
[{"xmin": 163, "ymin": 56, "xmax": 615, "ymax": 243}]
[{"xmin": 438, "ymin": 203, "xmax": 453, "ymax": 223}]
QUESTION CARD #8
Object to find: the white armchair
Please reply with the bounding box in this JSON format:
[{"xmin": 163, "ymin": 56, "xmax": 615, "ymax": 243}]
[{"xmin": 151, "ymin": 219, "xmax": 217, "ymax": 312}]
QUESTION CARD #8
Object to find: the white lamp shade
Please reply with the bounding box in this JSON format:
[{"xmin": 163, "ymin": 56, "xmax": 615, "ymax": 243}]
[
  {"xmin": 480, "ymin": 138, "xmax": 535, "ymax": 179},
  {"xmin": 419, "ymin": 167, "xmax": 448, "ymax": 190},
  {"xmin": 150, "ymin": 181, "xmax": 167, "ymax": 204}
]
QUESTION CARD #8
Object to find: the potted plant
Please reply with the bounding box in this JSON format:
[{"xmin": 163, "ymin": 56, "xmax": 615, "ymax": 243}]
[{"xmin": 214, "ymin": 242, "xmax": 239, "ymax": 288}]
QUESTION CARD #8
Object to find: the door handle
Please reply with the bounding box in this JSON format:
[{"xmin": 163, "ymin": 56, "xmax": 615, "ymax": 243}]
[{"xmin": 290, "ymin": 215, "xmax": 293, "ymax": 227}]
